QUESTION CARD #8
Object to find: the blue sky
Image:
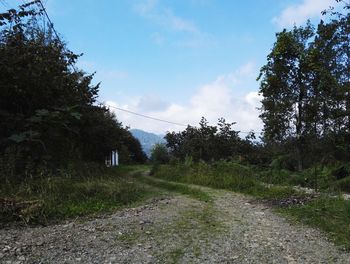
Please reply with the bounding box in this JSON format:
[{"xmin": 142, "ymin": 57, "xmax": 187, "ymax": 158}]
[{"xmin": 2, "ymin": 0, "xmax": 341, "ymax": 134}]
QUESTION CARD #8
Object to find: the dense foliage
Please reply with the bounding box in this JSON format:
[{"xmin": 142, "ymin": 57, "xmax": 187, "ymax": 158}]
[
  {"xmin": 165, "ymin": 117, "xmax": 259, "ymax": 163},
  {"xmin": 258, "ymin": 1, "xmax": 350, "ymax": 170},
  {"xmin": 0, "ymin": 2, "xmax": 146, "ymax": 183},
  {"xmin": 161, "ymin": 1, "xmax": 350, "ymax": 192},
  {"xmin": 162, "ymin": 1, "xmax": 349, "ymax": 172},
  {"xmin": 150, "ymin": 143, "xmax": 170, "ymax": 164}
]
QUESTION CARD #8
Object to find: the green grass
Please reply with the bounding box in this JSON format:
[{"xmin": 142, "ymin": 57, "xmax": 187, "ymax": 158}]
[
  {"xmin": 139, "ymin": 175, "xmax": 212, "ymax": 202},
  {"xmin": 279, "ymin": 196, "xmax": 350, "ymax": 250},
  {"xmin": 176, "ymin": 204, "xmax": 222, "ymax": 233},
  {"xmin": 0, "ymin": 165, "xmax": 159, "ymax": 225},
  {"xmin": 138, "ymin": 172, "xmax": 221, "ymax": 262},
  {"xmin": 166, "ymin": 248, "xmax": 184, "ymax": 263},
  {"xmin": 156, "ymin": 200, "xmax": 221, "ymax": 263},
  {"xmin": 117, "ymin": 230, "xmax": 141, "ymax": 247},
  {"xmin": 255, "ymin": 163, "xmax": 350, "ymax": 193},
  {"xmin": 152, "ymin": 161, "xmax": 350, "ymax": 251},
  {"xmin": 333, "ymin": 176, "xmax": 350, "ymax": 193},
  {"xmin": 152, "ymin": 162, "xmax": 301, "ymax": 199}
]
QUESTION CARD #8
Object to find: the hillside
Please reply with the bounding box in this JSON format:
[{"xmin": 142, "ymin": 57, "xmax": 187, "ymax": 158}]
[{"xmin": 130, "ymin": 129, "xmax": 166, "ymax": 157}]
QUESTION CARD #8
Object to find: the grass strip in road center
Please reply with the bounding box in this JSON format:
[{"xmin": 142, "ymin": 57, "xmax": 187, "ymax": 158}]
[{"xmin": 138, "ymin": 176, "xmax": 212, "ymax": 203}]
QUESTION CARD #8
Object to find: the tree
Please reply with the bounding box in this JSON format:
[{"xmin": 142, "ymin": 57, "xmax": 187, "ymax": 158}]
[
  {"xmin": 150, "ymin": 144, "xmax": 170, "ymax": 164},
  {"xmin": 0, "ymin": 3, "xmax": 146, "ymax": 181},
  {"xmin": 0, "ymin": 4, "xmax": 97, "ymax": 166},
  {"xmin": 258, "ymin": 0, "xmax": 350, "ymax": 170},
  {"xmin": 165, "ymin": 118, "xmax": 252, "ymax": 162},
  {"xmin": 258, "ymin": 23, "xmax": 315, "ymax": 170}
]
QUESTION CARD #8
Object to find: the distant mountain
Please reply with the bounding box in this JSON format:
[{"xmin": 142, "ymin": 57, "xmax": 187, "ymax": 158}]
[{"xmin": 130, "ymin": 129, "xmax": 166, "ymax": 157}]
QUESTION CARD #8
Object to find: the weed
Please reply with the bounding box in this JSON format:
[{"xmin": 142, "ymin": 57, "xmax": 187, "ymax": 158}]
[
  {"xmin": 279, "ymin": 196, "xmax": 350, "ymax": 250},
  {"xmin": 167, "ymin": 248, "xmax": 184, "ymax": 263},
  {"xmin": 0, "ymin": 165, "xmax": 157, "ymax": 225},
  {"xmin": 138, "ymin": 176, "xmax": 212, "ymax": 202},
  {"xmin": 117, "ymin": 231, "xmax": 140, "ymax": 246},
  {"xmin": 152, "ymin": 162, "xmax": 350, "ymax": 251},
  {"xmin": 152, "ymin": 162, "xmax": 300, "ymax": 199}
]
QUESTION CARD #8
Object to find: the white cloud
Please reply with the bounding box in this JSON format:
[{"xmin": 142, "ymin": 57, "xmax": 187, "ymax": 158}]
[
  {"xmin": 165, "ymin": 10, "xmax": 199, "ymax": 33},
  {"xmin": 134, "ymin": 0, "xmax": 199, "ymax": 34},
  {"xmin": 137, "ymin": 94, "xmax": 170, "ymax": 112},
  {"xmin": 134, "ymin": 0, "xmax": 159, "ymax": 15},
  {"xmin": 105, "ymin": 62, "xmax": 263, "ymax": 135},
  {"xmin": 273, "ymin": 0, "xmax": 335, "ymax": 28},
  {"xmin": 133, "ymin": 0, "xmax": 213, "ymax": 48}
]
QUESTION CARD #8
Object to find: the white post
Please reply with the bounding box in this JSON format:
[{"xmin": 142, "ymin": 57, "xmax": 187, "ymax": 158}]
[{"xmin": 112, "ymin": 151, "xmax": 116, "ymax": 166}]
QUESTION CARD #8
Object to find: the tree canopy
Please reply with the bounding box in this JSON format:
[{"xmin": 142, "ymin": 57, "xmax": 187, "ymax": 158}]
[
  {"xmin": 0, "ymin": 2, "xmax": 146, "ymax": 181},
  {"xmin": 257, "ymin": 1, "xmax": 350, "ymax": 170},
  {"xmin": 165, "ymin": 117, "xmax": 257, "ymax": 163}
]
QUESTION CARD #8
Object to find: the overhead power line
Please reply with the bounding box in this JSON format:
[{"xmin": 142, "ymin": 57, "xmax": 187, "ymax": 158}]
[
  {"xmin": 36, "ymin": 0, "xmax": 60, "ymax": 40},
  {"xmin": 98, "ymin": 101, "xmax": 262, "ymax": 134},
  {"xmin": 0, "ymin": 0, "xmax": 9, "ymax": 8},
  {"xmin": 26, "ymin": 1, "xmax": 262, "ymax": 135},
  {"xmin": 35, "ymin": 0, "xmax": 77, "ymax": 71},
  {"xmin": 98, "ymin": 101, "xmax": 188, "ymax": 127}
]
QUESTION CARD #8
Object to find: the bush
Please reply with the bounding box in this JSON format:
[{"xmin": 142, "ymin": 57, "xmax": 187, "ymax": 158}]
[
  {"xmin": 150, "ymin": 144, "xmax": 170, "ymax": 164},
  {"xmin": 332, "ymin": 163, "xmax": 350, "ymax": 180},
  {"xmin": 333, "ymin": 177, "xmax": 350, "ymax": 193}
]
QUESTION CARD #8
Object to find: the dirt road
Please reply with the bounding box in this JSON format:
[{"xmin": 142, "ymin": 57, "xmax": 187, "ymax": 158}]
[{"xmin": 1, "ymin": 176, "xmax": 349, "ymax": 263}]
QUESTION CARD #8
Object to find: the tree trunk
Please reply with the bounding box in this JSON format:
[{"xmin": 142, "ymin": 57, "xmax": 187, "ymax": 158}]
[{"xmin": 296, "ymin": 85, "xmax": 304, "ymax": 172}]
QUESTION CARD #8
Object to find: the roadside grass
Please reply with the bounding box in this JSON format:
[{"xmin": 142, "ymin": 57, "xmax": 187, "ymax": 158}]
[
  {"xmin": 138, "ymin": 175, "xmax": 212, "ymax": 202},
  {"xmin": 278, "ymin": 196, "xmax": 350, "ymax": 250},
  {"xmin": 152, "ymin": 163, "xmax": 301, "ymax": 200},
  {"xmin": 0, "ymin": 165, "xmax": 160, "ymax": 225},
  {"xmin": 152, "ymin": 162, "xmax": 350, "ymax": 251},
  {"xmin": 256, "ymin": 163, "xmax": 350, "ymax": 194}
]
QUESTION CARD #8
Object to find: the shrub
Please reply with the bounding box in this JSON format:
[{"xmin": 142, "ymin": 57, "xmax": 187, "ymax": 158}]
[{"xmin": 150, "ymin": 144, "xmax": 170, "ymax": 164}]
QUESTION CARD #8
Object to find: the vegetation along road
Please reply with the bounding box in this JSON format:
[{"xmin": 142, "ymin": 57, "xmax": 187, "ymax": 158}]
[
  {"xmin": 1, "ymin": 168, "xmax": 349, "ymax": 264},
  {"xmin": 1, "ymin": 2, "xmax": 350, "ymax": 263}
]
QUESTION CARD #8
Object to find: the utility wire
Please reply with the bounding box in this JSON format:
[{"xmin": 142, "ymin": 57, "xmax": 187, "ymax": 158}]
[
  {"xmin": 36, "ymin": 0, "xmax": 60, "ymax": 40},
  {"xmin": 35, "ymin": 0, "xmax": 77, "ymax": 71},
  {"xmin": 29, "ymin": 1, "xmax": 263, "ymax": 135},
  {"xmin": 98, "ymin": 101, "xmax": 262, "ymax": 134},
  {"xmin": 98, "ymin": 101, "xmax": 188, "ymax": 127},
  {"xmin": 0, "ymin": 0, "xmax": 9, "ymax": 8}
]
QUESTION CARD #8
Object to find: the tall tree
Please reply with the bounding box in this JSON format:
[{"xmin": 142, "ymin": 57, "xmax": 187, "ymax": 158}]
[
  {"xmin": 258, "ymin": 24, "xmax": 314, "ymax": 170},
  {"xmin": 0, "ymin": 2, "xmax": 147, "ymax": 181}
]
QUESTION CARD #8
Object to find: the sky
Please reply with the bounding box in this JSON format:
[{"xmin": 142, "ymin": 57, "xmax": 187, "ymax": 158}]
[{"xmin": 1, "ymin": 0, "xmax": 342, "ymax": 135}]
